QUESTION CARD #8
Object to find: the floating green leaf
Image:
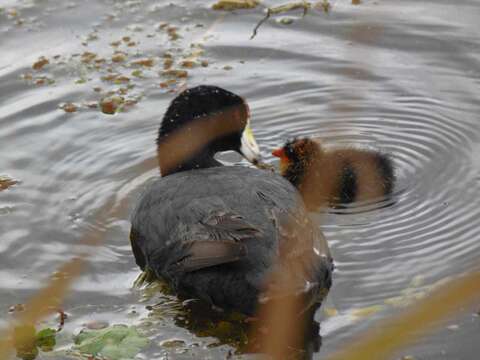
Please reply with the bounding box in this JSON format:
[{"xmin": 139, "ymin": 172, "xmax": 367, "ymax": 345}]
[
  {"xmin": 35, "ymin": 328, "xmax": 56, "ymax": 351},
  {"xmin": 73, "ymin": 324, "xmax": 149, "ymax": 360}
]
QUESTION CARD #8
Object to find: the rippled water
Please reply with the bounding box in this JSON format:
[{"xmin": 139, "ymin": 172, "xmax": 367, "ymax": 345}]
[{"xmin": 1, "ymin": 0, "xmax": 479, "ymax": 359}]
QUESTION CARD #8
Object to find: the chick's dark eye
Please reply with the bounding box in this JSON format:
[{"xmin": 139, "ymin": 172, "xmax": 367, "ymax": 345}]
[{"xmin": 285, "ymin": 144, "xmax": 294, "ymax": 157}]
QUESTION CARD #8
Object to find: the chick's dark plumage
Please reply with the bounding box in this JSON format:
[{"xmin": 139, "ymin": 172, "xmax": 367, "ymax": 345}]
[{"xmin": 274, "ymin": 137, "xmax": 395, "ymax": 209}]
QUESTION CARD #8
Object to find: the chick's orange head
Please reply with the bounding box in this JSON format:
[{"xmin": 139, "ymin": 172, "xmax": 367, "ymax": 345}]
[{"xmin": 272, "ymin": 147, "xmax": 291, "ymax": 174}]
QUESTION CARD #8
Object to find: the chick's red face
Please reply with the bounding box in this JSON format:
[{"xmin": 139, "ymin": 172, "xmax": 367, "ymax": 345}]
[{"xmin": 272, "ymin": 146, "xmax": 291, "ymax": 173}]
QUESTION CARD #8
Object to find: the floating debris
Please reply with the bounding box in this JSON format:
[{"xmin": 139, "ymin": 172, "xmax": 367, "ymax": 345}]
[
  {"xmin": 21, "ymin": 73, "xmax": 33, "ymax": 81},
  {"xmin": 111, "ymin": 52, "xmax": 127, "ymax": 63},
  {"xmin": 81, "ymin": 51, "xmax": 97, "ymax": 64},
  {"xmin": 14, "ymin": 18, "xmax": 24, "ymax": 26},
  {"xmin": 277, "ymin": 16, "xmax": 295, "ymax": 25},
  {"xmin": 0, "ymin": 176, "xmax": 18, "ymax": 191},
  {"xmin": 117, "ymin": 87, "xmax": 129, "ymax": 95},
  {"xmin": 352, "ymin": 0, "xmax": 361, "ymax": 4},
  {"xmin": 212, "ymin": 0, "xmax": 260, "ymax": 11},
  {"xmin": 85, "ymin": 320, "xmax": 109, "ymax": 330},
  {"xmin": 100, "ymin": 96, "xmax": 124, "ymax": 114},
  {"xmin": 55, "ymin": 309, "xmax": 67, "ymax": 329},
  {"xmin": 160, "ymin": 339, "xmax": 186, "ymax": 348},
  {"xmin": 180, "ymin": 59, "xmax": 196, "ymax": 68},
  {"xmin": 101, "ymin": 74, "xmax": 130, "ymax": 84},
  {"xmin": 113, "ymin": 75, "xmax": 130, "ymax": 84},
  {"xmin": 83, "ymin": 101, "xmax": 98, "ymax": 109},
  {"xmin": 131, "ymin": 69, "xmax": 143, "ymax": 78},
  {"xmin": 101, "ymin": 74, "xmax": 116, "ymax": 82},
  {"xmin": 251, "ymin": 1, "xmax": 311, "ymax": 39},
  {"xmin": 163, "ymin": 57, "xmax": 174, "ymax": 70},
  {"xmin": 316, "ymin": 0, "xmax": 331, "ymax": 12},
  {"xmin": 156, "ymin": 22, "xmax": 169, "ymax": 31},
  {"xmin": 131, "ymin": 58, "xmax": 155, "ymax": 67},
  {"xmin": 86, "ymin": 32, "xmax": 99, "ymax": 42},
  {"xmin": 13, "ymin": 4, "xmax": 223, "ymax": 118},
  {"xmin": 32, "ymin": 56, "xmax": 49, "ymax": 70},
  {"xmin": 60, "ymin": 103, "xmax": 78, "ymax": 113},
  {"xmin": 162, "ymin": 69, "xmax": 188, "ymax": 78},
  {"xmin": 34, "ymin": 77, "xmax": 55, "ymax": 86},
  {"xmin": 123, "ymin": 98, "xmax": 138, "ymax": 108},
  {"xmin": 7, "ymin": 8, "xmax": 19, "ymax": 18},
  {"xmin": 159, "ymin": 79, "xmax": 177, "ymax": 88},
  {"xmin": 21, "ymin": 72, "xmax": 55, "ymax": 85},
  {"xmin": 167, "ymin": 26, "xmax": 181, "ymax": 41}
]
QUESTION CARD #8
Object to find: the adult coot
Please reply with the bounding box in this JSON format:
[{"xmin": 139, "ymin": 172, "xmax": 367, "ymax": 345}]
[
  {"xmin": 272, "ymin": 138, "xmax": 395, "ymax": 210},
  {"xmin": 130, "ymin": 86, "xmax": 332, "ymax": 315}
]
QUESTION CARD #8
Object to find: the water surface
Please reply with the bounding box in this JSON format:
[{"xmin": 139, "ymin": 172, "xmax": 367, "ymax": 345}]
[{"xmin": 1, "ymin": 0, "xmax": 479, "ymax": 359}]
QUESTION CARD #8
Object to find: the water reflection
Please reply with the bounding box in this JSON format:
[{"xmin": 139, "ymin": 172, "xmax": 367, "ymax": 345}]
[{"xmin": 145, "ymin": 289, "xmax": 323, "ymax": 360}]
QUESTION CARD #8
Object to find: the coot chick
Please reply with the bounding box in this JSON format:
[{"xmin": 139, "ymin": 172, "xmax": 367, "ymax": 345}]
[
  {"xmin": 130, "ymin": 86, "xmax": 332, "ymax": 316},
  {"xmin": 272, "ymin": 138, "xmax": 394, "ymax": 210}
]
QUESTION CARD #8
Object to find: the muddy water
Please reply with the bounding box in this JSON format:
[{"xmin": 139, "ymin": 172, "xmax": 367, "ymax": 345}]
[{"xmin": 1, "ymin": 0, "xmax": 479, "ymax": 359}]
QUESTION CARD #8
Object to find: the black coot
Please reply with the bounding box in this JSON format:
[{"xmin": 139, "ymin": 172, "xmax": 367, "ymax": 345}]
[{"xmin": 130, "ymin": 85, "xmax": 332, "ymax": 315}]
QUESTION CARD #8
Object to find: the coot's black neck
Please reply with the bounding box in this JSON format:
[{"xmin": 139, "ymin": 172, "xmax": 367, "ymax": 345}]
[{"xmin": 158, "ymin": 145, "xmax": 223, "ymax": 177}]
